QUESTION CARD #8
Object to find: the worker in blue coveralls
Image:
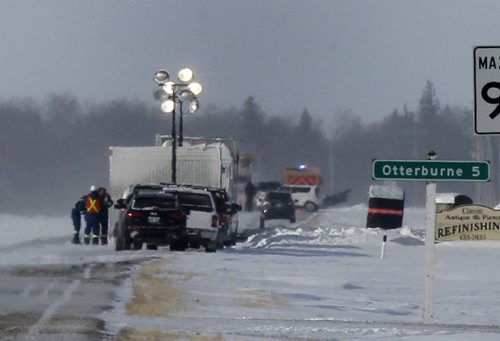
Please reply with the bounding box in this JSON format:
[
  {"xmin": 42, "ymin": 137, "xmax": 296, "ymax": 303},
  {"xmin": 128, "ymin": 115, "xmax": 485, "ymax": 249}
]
[
  {"xmin": 97, "ymin": 187, "xmax": 113, "ymax": 245},
  {"xmin": 71, "ymin": 196, "xmax": 86, "ymax": 244},
  {"xmin": 83, "ymin": 185, "xmax": 102, "ymax": 245}
]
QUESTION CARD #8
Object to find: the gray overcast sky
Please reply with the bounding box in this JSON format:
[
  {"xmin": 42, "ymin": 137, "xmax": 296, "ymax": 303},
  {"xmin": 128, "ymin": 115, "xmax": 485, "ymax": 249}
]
[{"xmin": 0, "ymin": 0, "xmax": 495, "ymax": 121}]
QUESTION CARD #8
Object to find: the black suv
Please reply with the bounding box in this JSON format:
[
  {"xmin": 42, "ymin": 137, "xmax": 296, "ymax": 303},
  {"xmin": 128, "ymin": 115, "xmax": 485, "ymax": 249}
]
[
  {"xmin": 260, "ymin": 191, "xmax": 296, "ymax": 228},
  {"xmin": 114, "ymin": 191, "xmax": 188, "ymax": 251}
]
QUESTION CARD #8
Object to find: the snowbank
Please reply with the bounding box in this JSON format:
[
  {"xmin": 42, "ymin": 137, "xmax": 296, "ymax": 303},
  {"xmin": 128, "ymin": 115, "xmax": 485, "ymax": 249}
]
[{"xmin": 0, "ymin": 214, "xmax": 71, "ymax": 247}]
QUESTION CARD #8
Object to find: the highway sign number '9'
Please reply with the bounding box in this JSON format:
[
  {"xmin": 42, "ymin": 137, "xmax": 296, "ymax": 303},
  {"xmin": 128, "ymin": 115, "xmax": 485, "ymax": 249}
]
[{"xmin": 474, "ymin": 46, "xmax": 500, "ymax": 134}]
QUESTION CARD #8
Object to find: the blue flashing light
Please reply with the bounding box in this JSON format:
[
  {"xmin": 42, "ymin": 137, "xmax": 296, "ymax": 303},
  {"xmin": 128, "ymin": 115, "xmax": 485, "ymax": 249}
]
[{"xmin": 298, "ymin": 164, "xmax": 307, "ymax": 170}]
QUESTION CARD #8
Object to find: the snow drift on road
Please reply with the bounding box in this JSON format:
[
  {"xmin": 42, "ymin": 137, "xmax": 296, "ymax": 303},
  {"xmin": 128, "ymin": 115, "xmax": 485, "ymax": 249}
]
[{"xmin": 241, "ymin": 204, "xmax": 425, "ymax": 249}]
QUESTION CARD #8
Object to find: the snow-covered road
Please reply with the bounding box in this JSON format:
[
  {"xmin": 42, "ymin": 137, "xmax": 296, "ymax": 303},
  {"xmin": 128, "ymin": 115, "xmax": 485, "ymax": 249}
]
[{"xmin": 1, "ymin": 206, "xmax": 500, "ymax": 339}]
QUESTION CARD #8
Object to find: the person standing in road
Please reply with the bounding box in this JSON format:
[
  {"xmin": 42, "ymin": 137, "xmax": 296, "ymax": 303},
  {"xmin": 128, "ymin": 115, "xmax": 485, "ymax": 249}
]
[
  {"xmin": 71, "ymin": 196, "xmax": 86, "ymax": 244},
  {"xmin": 244, "ymin": 181, "xmax": 257, "ymax": 212},
  {"xmin": 83, "ymin": 185, "xmax": 102, "ymax": 245},
  {"xmin": 97, "ymin": 187, "xmax": 113, "ymax": 245}
]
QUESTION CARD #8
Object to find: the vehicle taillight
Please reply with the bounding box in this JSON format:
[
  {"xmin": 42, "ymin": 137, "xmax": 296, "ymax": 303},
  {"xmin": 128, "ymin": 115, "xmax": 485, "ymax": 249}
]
[
  {"xmin": 211, "ymin": 214, "xmax": 218, "ymax": 227},
  {"xmin": 170, "ymin": 211, "xmax": 186, "ymax": 220},
  {"xmin": 126, "ymin": 210, "xmax": 142, "ymax": 218}
]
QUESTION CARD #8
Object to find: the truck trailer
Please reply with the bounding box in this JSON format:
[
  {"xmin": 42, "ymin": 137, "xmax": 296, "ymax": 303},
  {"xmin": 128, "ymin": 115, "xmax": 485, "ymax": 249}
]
[{"xmin": 108, "ymin": 136, "xmax": 238, "ymax": 232}]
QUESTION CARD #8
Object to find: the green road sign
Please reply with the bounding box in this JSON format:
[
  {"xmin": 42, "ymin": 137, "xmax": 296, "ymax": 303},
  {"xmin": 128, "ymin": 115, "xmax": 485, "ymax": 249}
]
[{"xmin": 372, "ymin": 160, "xmax": 490, "ymax": 182}]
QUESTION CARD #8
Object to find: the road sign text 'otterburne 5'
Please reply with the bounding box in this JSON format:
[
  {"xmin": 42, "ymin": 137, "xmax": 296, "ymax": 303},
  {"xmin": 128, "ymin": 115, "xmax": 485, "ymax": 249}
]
[{"xmin": 372, "ymin": 160, "xmax": 490, "ymax": 182}]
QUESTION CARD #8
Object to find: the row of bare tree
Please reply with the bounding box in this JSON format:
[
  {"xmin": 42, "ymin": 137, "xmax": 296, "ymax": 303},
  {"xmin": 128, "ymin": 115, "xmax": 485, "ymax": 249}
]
[{"xmin": 0, "ymin": 81, "xmax": 493, "ymax": 215}]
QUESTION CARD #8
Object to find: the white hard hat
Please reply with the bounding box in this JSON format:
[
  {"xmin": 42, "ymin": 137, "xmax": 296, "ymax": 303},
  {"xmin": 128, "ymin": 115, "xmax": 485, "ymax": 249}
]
[{"xmin": 90, "ymin": 185, "xmax": 97, "ymax": 191}]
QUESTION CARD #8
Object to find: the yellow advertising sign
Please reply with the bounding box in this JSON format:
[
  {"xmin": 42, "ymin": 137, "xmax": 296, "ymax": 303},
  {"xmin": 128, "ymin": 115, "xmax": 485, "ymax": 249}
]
[{"xmin": 436, "ymin": 205, "xmax": 500, "ymax": 241}]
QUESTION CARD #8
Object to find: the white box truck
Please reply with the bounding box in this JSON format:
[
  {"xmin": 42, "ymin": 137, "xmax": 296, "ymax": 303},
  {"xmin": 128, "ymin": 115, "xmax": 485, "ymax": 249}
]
[{"xmin": 108, "ymin": 136, "xmax": 238, "ymax": 234}]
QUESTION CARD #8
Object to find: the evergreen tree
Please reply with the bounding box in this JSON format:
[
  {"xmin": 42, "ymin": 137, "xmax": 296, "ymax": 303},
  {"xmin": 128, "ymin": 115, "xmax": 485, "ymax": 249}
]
[
  {"xmin": 238, "ymin": 96, "xmax": 266, "ymax": 152},
  {"xmin": 418, "ymin": 80, "xmax": 440, "ymax": 124},
  {"xmin": 417, "ymin": 80, "xmax": 441, "ymax": 155},
  {"xmin": 298, "ymin": 108, "xmax": 313, "ymax": 132}
]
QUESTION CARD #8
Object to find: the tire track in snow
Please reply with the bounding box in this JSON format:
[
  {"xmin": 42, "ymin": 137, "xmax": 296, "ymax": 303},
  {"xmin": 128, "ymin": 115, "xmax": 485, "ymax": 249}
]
[
  {"xmin": 24, "ymin": 264, "xmax": 93, "ymax": 340},
  {"xmin": 39, "ymin": 281, "xmax": 57, "ymax": 300},
  {"xmin": 25, "ymin": 279, "xmax": 81, "ymax": 339},
  {"xmin": 21, "ymin": 283, "xmax": 36, "ymax": 298}
]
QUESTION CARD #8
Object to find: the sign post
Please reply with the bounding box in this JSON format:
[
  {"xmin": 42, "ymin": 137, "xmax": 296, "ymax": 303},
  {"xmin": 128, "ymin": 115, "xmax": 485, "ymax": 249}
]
[
  {"xmin": 372, "ymin": 155, "xmax": 490, "ymax": 322},
  {"xmin": 423, "ymin": 181, "xmax": 436, "ymax": 322}
]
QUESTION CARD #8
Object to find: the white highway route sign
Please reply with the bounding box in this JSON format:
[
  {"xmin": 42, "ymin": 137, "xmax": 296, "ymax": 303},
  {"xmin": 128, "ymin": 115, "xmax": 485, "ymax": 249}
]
[{"xmin": 474, "ymin": 46, "xmax": 500, "ymax": 134}]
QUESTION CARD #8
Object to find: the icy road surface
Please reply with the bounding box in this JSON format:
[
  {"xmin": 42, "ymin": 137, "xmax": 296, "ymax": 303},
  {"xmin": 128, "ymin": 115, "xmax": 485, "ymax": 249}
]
[{"xmin": 1, "ymin": 207, "xmax": 500, "ymax": 339}]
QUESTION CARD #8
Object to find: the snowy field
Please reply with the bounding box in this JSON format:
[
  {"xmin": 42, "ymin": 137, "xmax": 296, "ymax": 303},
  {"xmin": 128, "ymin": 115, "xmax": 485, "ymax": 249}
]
[{"xmin": 2, "ymin": 205, "xmax": 500, "ymax": 339}]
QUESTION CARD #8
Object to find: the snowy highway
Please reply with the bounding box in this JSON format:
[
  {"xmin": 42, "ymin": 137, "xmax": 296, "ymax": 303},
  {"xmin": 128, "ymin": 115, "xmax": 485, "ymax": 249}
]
[
  {"xmin": 0, "ymin": 236, "xmax": 145, "ymax": 340},
  {"xmin": 2, "ymin": 207, "xmax": 500, "ymax": 339}
]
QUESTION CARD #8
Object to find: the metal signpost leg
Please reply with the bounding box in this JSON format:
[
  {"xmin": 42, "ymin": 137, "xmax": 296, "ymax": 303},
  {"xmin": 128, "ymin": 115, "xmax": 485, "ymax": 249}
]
[
  {"xmin": 423, "ymin": 181, "xmax": 436, "ymax": 322},
  {"xmin": 171, "ymin": 109, "xmax": 177, "ymax": 184}
]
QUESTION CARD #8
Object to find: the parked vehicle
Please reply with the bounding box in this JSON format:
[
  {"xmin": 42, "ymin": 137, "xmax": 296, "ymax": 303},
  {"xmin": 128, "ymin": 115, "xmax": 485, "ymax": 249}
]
[
  {"xmin": 186, "ymin": 185, "xmax": 241, "ymax": 247},
  {"xmin": 118, "ymin": 183, "xmax": 242, "ymax": 251},
  {"xmin": 113, "ymin": 190, "xmax": 188, "ymax": 251},
  {"xmin": 121, "ymin": 183, "xmax": 167, "ymax": 200},
  {"xmin": 436, "ymin": 193, "xmax": 473, "ymax": 213},
  {"xmin": 260, "ymin": 191, "xmax": 296, "ymax": 228},
  {"xmin": 255, "ymin": 181, "xmax": 282, "ymax": 210},
  {"xmin": 162, "ymin": 185, "xmax": 231, "ymax": 252},
  {"xmin": 278, "ymin": 185, "xmax": 322, "ymax": 212},
  {"xmin": 282, "ymin": 166, "xmax": 321, "ymax": 186}
]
